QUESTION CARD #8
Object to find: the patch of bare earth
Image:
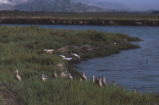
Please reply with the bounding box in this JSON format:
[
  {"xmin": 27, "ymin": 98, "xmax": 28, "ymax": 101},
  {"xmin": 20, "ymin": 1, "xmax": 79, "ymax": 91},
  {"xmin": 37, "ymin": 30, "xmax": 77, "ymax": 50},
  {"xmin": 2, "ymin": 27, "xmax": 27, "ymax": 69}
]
[{"xmin": 0, "ymin": 84, "xmax": 26, "ymax": 105}]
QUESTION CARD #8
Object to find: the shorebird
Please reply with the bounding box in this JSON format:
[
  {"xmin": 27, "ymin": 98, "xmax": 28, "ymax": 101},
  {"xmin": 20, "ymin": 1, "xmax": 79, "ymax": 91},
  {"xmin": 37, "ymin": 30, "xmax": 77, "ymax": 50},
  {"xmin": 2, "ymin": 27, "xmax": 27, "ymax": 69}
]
[
  {"xmin": 60, "ymin": 72, "xmax": 67, "ymax": 78},
  {"xmin": 112, "ymin": 81, "xmax": 116, "ymax": 87},
  {"xmin": 102, "ymin": 76, "xmax": 107, "ymax": 86},
  {"xmin": 113, "ymin": 42, "xmax": 117, "ymax": 46},
  {"xmin": 14, "ymin": 69, "xmax": 22, "ymax": 81},
  {"xmin": 68, "ymin": 73, "xmax": 73, "ymax": 80},
  {"xmin": 133, "ymin": 86, "xmax": 137, "ymax": 94},
  {"xmin": 60, "ymin": 55, "xmax": 72, "ymax": 61},
  {"xmin": 44, "ymin": 49, "xmax": 54, "ymax": 54},
  {"xmin": 57, "ymin": 63, "xmax": 64, "ymax": 67},
  {"xmin": 63, "ymin": 57, "xmax": 72, "ymax": 61},
  {"xmin": 80, "ymin": 78, "xmax": 83, "ymax": 82},
  {"xmin": 52, "ymin": 71, "xmax": 58, "ymax": 79},
  {"xmin": 81, "ymin": 72, "xmax": 87, "ymax": 81},
  {"xmin": 41, "ymin": 73, "xmax": 47, "ymax": 82},
  {"xmin": 72, "ymin": 53, "xmax": 80, "ymax": 59},
  {"xmin": 98, "ymin": 77, "xmax": 103, "ymax": 87},
  {"xmin": 57, "ymin": 63, "xmax": 64, "ymax": 70},
  {"xmin": 92, "ymin": 74, "xmax": 95, "ymax": 83},
  {"xmin": 59, "ymin": 55, "xmax": 65, "ymax": 58},
  {"xmin": 95, "ymin": 76, "xmax": 99, "ymax": 84}
]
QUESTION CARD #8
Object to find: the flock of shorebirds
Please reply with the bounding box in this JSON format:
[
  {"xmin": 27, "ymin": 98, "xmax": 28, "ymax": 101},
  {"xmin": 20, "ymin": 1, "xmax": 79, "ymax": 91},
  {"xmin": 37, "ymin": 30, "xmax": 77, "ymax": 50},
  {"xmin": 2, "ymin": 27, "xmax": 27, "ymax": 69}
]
[
  {"xmin": 44, "ymin": 48, "xmax": 80, "ymax": 61},
  {"xmin": 14, "ymin": 68, "xmax": 107, "ymax": 87},
  {"xmin": 13, "ymin": 48, "xmax": 137, "ymax": 94}
]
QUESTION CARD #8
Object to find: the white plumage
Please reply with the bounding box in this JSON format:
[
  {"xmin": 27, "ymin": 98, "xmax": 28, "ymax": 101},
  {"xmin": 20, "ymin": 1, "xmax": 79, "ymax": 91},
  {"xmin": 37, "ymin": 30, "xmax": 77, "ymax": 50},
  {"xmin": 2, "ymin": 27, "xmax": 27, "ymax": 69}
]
[
  {"xmin": 44, "ymin": 49, "xmax": 54, "ymax": 54},
  {"xmin": 14, "ymin": 69, "xmax": 22, "ymax": 81},
  {"xmin": 72, "ymin": 53, "xmax": 80, "ymax": 59},
  {"xmin": 81, "ymin": 72, "xmax": 87, "ymax": 81},
  {"xmin": 98, "ymin": 77, "xmax": 103, "ymax": 87},
  {"xmin": 60, "ymin": 72, "xmax": 67, "ymax": 78},
  {"xmin": 53, "ymin": 71, "xmax": 58, "ymax": 79},
  {"xmin": 60, "ymin": 55, "xmax": 72, "ymax": 61},
  {"xmin": 102, "ymin": 76, "xmax": 107, "ymax": 86},
  {"xmin": 112, "ymin": 81, "xmax": 116, "ymax": 87},
  {"xmin": 41, "ymin": 73, "xmax": 47, "ymax": 82},
  {"xmin": 68, "ymin": 73, "xmax": 73, "ymax": 80},
  {"xmin": 59, "ymin": 55, "xmax": 65, "ymax": 58},
  {"xmin": 92, "ymin": 74, "xmax": 95, "ymax": 83}
]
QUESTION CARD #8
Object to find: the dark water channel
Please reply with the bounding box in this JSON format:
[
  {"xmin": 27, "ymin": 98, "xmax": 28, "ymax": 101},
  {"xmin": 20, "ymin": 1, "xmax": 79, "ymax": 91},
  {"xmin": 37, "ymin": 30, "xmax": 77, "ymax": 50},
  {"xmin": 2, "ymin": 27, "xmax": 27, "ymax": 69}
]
[{"xmin": 2, "ymin": 24, "xmax": 159, "ymax": 93}]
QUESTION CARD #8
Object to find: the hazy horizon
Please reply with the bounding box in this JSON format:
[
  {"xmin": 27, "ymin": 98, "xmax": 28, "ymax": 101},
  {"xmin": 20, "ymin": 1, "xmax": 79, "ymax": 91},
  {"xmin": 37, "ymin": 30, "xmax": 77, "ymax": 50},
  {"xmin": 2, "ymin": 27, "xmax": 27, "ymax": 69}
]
[
  {"xmin": 107, "ymin": 0, "xmax": 159, "ymax": 10},
  {"xmin": 77, "ymin": 0, "xmax": 159, "ymax": 11},
  {"xmin": 0, "ymin": 0, "xmax": 159, "ymax": 11}
]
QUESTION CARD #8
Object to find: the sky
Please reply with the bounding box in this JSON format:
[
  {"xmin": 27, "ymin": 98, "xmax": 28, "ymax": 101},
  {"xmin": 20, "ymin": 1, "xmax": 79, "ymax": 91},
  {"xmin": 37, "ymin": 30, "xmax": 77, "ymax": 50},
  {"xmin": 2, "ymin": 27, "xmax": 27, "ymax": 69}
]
[{"xmin": 102, "ymin": 0, "xmax": 159, "ymax": 5}]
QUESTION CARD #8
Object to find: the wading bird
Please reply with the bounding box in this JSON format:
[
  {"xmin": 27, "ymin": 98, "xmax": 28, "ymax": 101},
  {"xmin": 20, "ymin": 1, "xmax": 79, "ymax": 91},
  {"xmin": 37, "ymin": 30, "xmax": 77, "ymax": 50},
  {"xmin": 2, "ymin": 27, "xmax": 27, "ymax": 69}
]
[
  {"xmin": 102, "ymin": 76, "xmax": 107, "ymax": 86},
  {"xmin": 112, "ymin": 81, "xmax": 116, "ymax": 87},
  {"xmin": 14, "ymin": 69, "xmax": 22, "ymax": 81},
  {"xmin": 44, "ymin": 49, "xmax": 54, "ymax": 54},
  {"xmin": 60, "ymin": 55, "xmax": 72, "ymax": 61},
  {"xmin": 81, "ymin": 72, "xmax": 87, "ymax": 81},
  {"xmin": 98, "ymin": 77, "xmax": 103, "ymax": 87},
  {"xmin": 95, "ymin": 76, "xmax": 99, "ymax": 84},
  {"xmin": 68, "ymin": 73, "xmax": 73, "ymax": 80},
  {"xmin": 72, "ymin": 53, "xmax": 80, "ymax": 59},
  {"xmin": 60, "ymin": 72, "xmax": 67, "ymax": 78},
  {"xmin": 41, "ymin": 73, "xmax": 47, "ymax": 82},
  {"xmin": 133, "ymin": 86, "xmax": 137, "ymax": 94},
  {"xmin": 52, "ymin": 71, "xmax": 58, "ymax": 79},
  {"xmin": 59, "ymin": 55, "xmax": 65, "ymax": 58},
  {"xmin": 92, "ymin": 74, "xmax": 95, "ymax": 83},
  {"xmin": 113, "ymin": 42, "xmax": 117, "ymax": 46}
]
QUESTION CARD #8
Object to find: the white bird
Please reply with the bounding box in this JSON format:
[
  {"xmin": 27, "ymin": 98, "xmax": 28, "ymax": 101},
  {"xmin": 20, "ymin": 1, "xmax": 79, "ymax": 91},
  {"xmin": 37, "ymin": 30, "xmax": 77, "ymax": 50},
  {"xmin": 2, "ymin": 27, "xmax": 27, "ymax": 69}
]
[
  {"xmin": 92, "ymin": 74, "xmax": 95, "ymax": 83},
  {"xmin": 44, "ymin": 49, "xmax": 54, "ymax": 54},
  {"xmin": 98, "ymin": 77, "xmax": 103, "ymax": 87},
  {"xmin": 14, "ymin": 69, "xmax": 22, "ymax": 81},
  {"xmin": 72, "ymin": 53, "xmax": 80, "ymax": 59},
  {"xmin": 60, "ymin": 72, "xmax": 67, "ymax": 78},
  {"xmin": 41, "ymin": 73, "xmax": 47, "ymax": 82},
  {"xmin": 80, "ymin": 78, "xmax": 83, "ymax": 82},
  {"xmin": 102, "ymin": 76, "xmax": 107, "ymax": 86},
  {"xmin": 133, "ymin": 86, "xmax": 137, "ymax": 94},
  {"xmin": 68, "ymin": 73, "xmax": 73, "ymax": 80},
  {"xmin": 63, "ymin": 57, "xmax": 72, "ymax": 61},
  {"xmin": 95, "ymin": 76, "xmax": 99, "ymax": 84},
  {"xmin": 113, "ymin": 42, "xmax": 117, "ymax": 46},
  {"xmin": 112, "ymin": 81, "xmax": 116, "ymax": 87},
  {"xmin": 81, "ymin": 72, "xmax": 87, "ymax": 81},
  {"xmin": 60, "ymin": 55, "xmax": 72, "ymax": 61},
  {"xmin": 52, "ymin": 71, "xmax": 58, "ymax": 79},
  {"xmin": 59, "ymin": 55, "xmax": 65, "ymax": 58}
]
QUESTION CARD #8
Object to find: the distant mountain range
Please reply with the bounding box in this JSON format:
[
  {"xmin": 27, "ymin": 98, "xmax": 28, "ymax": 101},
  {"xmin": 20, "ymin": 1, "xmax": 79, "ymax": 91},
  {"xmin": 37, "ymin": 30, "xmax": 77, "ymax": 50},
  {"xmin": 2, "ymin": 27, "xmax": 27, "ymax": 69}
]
[
  {"xmin": 0, "ymin": 0, "xmax": 158, "ymax": 12},
  {"xmin": 72, "ymin": 0, "xmax": 131, "ymax": 11},
  {"xmin": 0, "ymin": 0, "xmax": 107, "ymax": 12}
]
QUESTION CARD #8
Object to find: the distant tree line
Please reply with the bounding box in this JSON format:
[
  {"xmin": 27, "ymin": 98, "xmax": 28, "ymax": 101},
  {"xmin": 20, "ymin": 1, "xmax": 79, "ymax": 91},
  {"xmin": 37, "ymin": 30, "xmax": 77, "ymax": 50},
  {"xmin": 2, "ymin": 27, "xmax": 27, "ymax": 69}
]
[{"xmin": 0, "ymin": 10, "xmax": 159, "ymax": 19}]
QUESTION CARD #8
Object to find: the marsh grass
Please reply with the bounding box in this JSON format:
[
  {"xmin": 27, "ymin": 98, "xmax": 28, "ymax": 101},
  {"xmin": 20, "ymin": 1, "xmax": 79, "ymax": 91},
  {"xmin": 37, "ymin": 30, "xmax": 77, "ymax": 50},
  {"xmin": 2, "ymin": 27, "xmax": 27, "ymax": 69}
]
[{"xmin": 0, "ymin": 26, "xmax": 157, "ymax": 105}]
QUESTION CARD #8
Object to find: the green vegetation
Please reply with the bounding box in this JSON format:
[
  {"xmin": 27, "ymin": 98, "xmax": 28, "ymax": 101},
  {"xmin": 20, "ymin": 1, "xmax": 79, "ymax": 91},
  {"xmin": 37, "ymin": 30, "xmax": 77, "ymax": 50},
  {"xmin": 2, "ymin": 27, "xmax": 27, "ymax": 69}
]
[{"xmin": 0, "ymin": 26, "xmax": 158, "ymax": 105}]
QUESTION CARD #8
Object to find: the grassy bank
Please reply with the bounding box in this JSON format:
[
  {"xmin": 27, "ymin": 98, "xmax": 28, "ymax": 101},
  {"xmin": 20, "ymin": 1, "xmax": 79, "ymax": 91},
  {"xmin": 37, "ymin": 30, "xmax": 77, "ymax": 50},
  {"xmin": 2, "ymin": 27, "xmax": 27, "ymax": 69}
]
[{"xmin": 0, "ymin": 26, "xmax": 158, "ymax": 105}]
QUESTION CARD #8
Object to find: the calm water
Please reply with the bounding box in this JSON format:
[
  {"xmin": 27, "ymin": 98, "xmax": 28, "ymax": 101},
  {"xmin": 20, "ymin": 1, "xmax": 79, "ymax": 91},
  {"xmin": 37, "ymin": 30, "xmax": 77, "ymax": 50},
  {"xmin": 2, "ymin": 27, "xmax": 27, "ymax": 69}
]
[{"xmin": 2, "ymin": 24, "xmax": 159, "ymax": 92}]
